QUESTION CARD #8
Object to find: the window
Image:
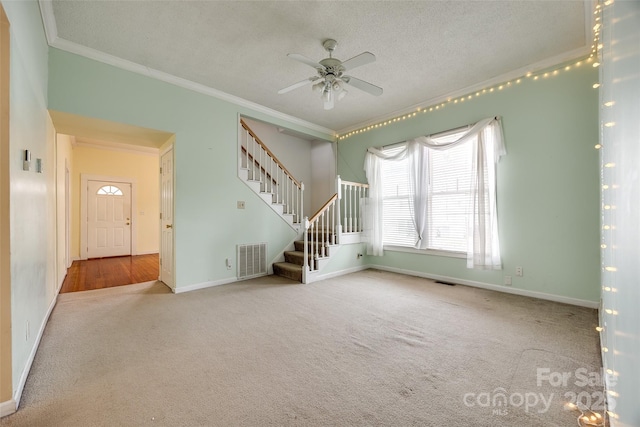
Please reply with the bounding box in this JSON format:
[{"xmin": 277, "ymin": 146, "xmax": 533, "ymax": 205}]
[
  {"xmin": 97, "ymin": 185, "xmax": 123, "ymax": 196},
  {"xmin": 381, "ymin": 130, "xmax": 475, "ymax": 253}
]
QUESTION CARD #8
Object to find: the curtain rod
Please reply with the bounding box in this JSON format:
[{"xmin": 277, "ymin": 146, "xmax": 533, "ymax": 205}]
[{"xmin": 380, "ymin": 116, "xmax": 501, "ymax": 150}]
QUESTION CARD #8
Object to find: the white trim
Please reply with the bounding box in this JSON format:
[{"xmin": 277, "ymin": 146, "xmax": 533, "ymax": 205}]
[
  {"xmin": 38, "ymin": 0, "xmax": 57, "ymax": 45},
  {"xmin": 65, "ymin": 159, "xmax": 71, "ymax": 268},
  {"xmin": 336, "ymin": 46, "xmax": 591, "ymax": 135},
  {"xmin": 173, "ymin": 272, "xmax": 275, "ymax": 294},
  {"xmin": 80, "ymin": 174, "xmax": 138, "ymax": 260},
  {"xmin": 136, "ymin": 250, "xmax": 159, "ymax": 256},
  {"xmin": 0, "ymin": 399, "xmax": 16, "ymax": 418},
  {"xmin": 13, "ymin": 295, "xmax": 57, "ymax": 407},
  {"xmin": 305, "ymin": 264, "xmax": 369, "ymax": 284},
  {"xmin": 73, "ymin": 138, "xmax": 159, "ymax": 156},
  {"xmin": 173, "ymin": 277, "xmax": 238, "ymax": 294},
  {"xmin": 368, "ymin": 264, "xmax": 599, "ymax": 309}
]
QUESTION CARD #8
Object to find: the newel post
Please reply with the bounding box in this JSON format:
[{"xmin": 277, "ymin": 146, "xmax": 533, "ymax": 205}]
[
  {"xmin": 335, "ymin": 175, "xmax": 342, "ymax": 244},
  {"xmin": 302, "ymin": 216, "xmax": 309, "ymax": 284}
]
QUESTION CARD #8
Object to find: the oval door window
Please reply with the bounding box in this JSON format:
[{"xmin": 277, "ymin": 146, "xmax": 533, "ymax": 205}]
[{"xmin": 96, "ymin": 185, "xmax": 123, "ymax": 196}]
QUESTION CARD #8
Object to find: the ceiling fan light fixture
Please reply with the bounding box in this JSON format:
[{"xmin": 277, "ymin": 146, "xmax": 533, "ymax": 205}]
[
  {"xmin": 322, "ymin": 87, "xmax": 332, "ymax": 103},
  {"xmin": 312, "ymin": 81, "xmax": 324, "ymax": 93},
  {"xmin": 280, "ymin": 39, "xmax": 382, "ymax": 110}
]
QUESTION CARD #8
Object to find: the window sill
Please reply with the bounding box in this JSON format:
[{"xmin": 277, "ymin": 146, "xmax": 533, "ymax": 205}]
[{"xmin": 383, "ymin": 245, "xmax": 466, "ymax": 259}]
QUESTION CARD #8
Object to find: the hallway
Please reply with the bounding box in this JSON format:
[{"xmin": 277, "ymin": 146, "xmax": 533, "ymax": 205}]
[{"xmin": 60, "ymin": 254, "xmax": 159, "ymax": 293}]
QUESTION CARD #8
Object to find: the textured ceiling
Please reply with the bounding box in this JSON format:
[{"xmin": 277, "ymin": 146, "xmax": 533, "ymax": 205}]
[{"xmin": 49, "ymin": 1, "xmax": 588, "ymax": 133}]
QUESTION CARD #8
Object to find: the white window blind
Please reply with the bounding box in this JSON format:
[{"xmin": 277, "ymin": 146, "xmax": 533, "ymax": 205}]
[
  {"xmin": 381, "ymin": 130, "xmax": 478, "ymax": 253},
  {"xmin": 381, "ymin": 146, "xmax": 416, "ymax": 247},
  {"xmin": 428, "ymin": 140, "xmax": 472, "ymax": 252}
]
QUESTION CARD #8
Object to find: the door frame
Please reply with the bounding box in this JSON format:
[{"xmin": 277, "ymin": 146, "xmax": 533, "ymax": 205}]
[
  {"xmin": 159, "ymin": 144, "xmax": 175, "ymax": 289},
  {"xmin": 80, "ymin": 173, "xmax": 137, "ymax": 260}
]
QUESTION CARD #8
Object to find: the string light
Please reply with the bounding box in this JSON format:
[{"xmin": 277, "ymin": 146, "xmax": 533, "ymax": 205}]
[{"xmin": 337, "ymin": 0, "xmax": 604, "ymax": 141}]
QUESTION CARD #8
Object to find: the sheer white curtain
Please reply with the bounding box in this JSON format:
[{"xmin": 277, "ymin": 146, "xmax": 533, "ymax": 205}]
[{"xmin": 363, "ymin": 117, "xmax": 505, "ymax": 269}]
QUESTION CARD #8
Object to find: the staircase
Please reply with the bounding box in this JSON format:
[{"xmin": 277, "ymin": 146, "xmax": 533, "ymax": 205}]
[
  {"xmin": 239, "ymin": 119, "xmax": 368, "ymax": 284},
  {"xmin": 239, "ymin": 119, "xmax": 304, "ymax": 230}
]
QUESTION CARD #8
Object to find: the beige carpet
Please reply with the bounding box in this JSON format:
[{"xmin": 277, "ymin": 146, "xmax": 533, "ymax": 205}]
[{"xmin": 1, "ymin": 270, "xmax": 602, "ymax": 426}]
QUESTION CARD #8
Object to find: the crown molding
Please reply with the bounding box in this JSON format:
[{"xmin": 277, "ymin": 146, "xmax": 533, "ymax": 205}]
[{"xmin": 37, "ymin": 1, "xmax": 336, "ymax": 138}]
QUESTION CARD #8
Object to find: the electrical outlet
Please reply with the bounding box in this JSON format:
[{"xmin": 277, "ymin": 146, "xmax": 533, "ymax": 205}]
[
  {"xmin": 515, "ymin": 266, "xmax": 523, "ymax": 277},
  {"xmin": 504, "ymin": 275, "xmax": 512, "ymax": 286},
  {"xmin": 237, "ymin": 201, "xmax": 245, "ymax": 209},
  {"xmin": 225, "ymin": 258, "xmax": 232, "ymax": 270},
  {"xmin": 357, "ymin": 253, "xmax": 363, "ymax": 259}
]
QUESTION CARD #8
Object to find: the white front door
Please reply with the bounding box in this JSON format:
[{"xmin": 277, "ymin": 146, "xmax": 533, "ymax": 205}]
[
  {"xmin": 160, "ymin": 148, "xmax": 174, "ymax": 288},
  {"xmin": 87, "ymin": 180, "xmax": 132, "ymax": 258}
]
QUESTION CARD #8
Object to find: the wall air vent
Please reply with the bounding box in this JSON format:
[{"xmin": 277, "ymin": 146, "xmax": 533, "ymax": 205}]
[{"xmin": 237, "ymin": 243, "xmax": 267, "ymax": 279}]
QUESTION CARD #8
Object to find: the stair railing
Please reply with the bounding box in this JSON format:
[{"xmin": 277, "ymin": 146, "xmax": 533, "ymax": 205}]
[
  {"xmin": 302, "ymin": 193, "xmax": 338, "ymax": 283},
  {"xmin": 240, "ymin": 119, "xmax": 304, "ymax": 224},
  {"xmin": 336, "ymin": 176, "xmax": 369, "ymax": 237}
]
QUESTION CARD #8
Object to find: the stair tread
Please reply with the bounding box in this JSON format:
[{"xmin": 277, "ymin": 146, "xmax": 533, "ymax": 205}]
[{"xmin": 273, "ymin": 261, "xmax": 302, "ymax": 271}]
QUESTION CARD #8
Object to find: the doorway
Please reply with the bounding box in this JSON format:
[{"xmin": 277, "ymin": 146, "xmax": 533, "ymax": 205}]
[
  {"xmin": 86, "ymin": 180, "xmax": 132, "ymax": 258},
  {"xmin": 80, "ymin": 174, "xmax": 137, "ymax": 260}
]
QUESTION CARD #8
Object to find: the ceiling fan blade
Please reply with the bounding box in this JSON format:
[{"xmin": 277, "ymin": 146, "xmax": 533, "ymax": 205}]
[
  {"xmin": 287, "ymin": 53, "xmax": 323, "ymax": 70},
  {"xmin": 278, "ymin": 77, "xmax": 319, "ymax": 94},
  {"xmin": 341, "ymin": 52, "xmax": 376, "ymax": 71},
  {"xmin": 343, "ymin": 76, "xmax": 383, "ymax": 96}
]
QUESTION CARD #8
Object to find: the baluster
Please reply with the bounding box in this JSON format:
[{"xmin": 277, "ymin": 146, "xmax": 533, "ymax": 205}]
[
  {"xmin": 347, "ymin": 185, "xmax": 352, "ymax": 233},
  {"xmin": 287, "ymin": 176, "xmax": 291, "ymax": 214},
  {"xmin": 285, "ymin": 175, "xmax": 289, "ymax": 213},
  {"xmin": 278, "ymin": 167, "xmax": 282, "ymax": 204},
  {"xmin": 269, "ymin": 156, "xmax": 273, "ymax": 194},
  {"xmin": 356, "ymin": 186, "xmax": 361, "ymax": 232},
  {"xmin": 258, "ymin": 145, "xmax": 263, "ymax": 189},
  {"xmin": 243, "ymin": 130, "xmax": 247, "ymax": 168},
  {"xmin": 342, "ymin": 185, "xmax": 347, "ymax": 234},
  {"xmin": 300, "ymin": 183, "xmax": 304, "ymax": 225},
  {"xmin": 314, "ymin": 219, "xmax": 319, "ymax": 262},
  {"xmin": 290, "ymin": 179, "xmax": 294, "ymax": 215},
  {"xmin": 251, "ymin": 137, "xmax": 255, "ymax": 179},
  {"xmin": 330, "ymin": 202, "xmax": 334, "ymax": 245},
  {"xmin": 326, "ymin": 205, "xmax": 330, "ymax": 246},
  {"xmin": 280, "ymin": 168, "xmax": 283, "ymax": 204}
]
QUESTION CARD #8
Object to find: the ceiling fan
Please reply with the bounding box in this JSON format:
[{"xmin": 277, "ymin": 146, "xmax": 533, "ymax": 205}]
[{"xmin": 278, "ymin": 39, "xmax": 383, "ymax": 110}]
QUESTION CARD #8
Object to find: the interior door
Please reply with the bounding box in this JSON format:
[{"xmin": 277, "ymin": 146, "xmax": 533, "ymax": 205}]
[
  {"xmin": 160, "ymin": 148, "xmax": 174, "ymax": 288},
  {"xmin": 87, "ymin": 180, "xmax": 132, "ymax": 258}
]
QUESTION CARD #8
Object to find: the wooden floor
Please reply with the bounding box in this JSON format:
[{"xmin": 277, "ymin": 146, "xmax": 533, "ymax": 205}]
[{"xmin": 60, "ymin": 254, "xmax": 159, "ymax": 293}]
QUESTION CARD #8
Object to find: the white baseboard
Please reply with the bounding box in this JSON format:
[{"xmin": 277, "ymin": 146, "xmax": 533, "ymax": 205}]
[
  {"xmin": 306, "ymin": 265, "xmax": 369, "ymax": 284},
  {"xmin": 369, "ymin": 265, "xmax": 599, "ymax": 308},
  {"xmin": 0, "ymin": 399, "xmax": 16, "ymax": 418},
  {"xmin": 173, "ymin": 273, "xmax": 275, "ymax": 294},
  {"xmin": 13, "ymin": 294, "xmax": 58, "ymax": 407},
  {"xmin": 135, "ymin": 250, "xmax": 159, "ymax": 256},
  {"xmin": 173, "ymin": 277, "xmax": 238, "ymax": 294}
]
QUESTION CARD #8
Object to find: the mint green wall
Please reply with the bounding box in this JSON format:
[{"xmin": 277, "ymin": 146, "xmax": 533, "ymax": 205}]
[
  {"xmin": 338, "ymin": 65, "xmax": 600, "ymax": 303},
  {"xmin": 2, "ymin": 0, "xmax": 57, "ymax": 398},
  {"xmin": 48, "ymin": 48, "xmax": 332, "ymax": 289}
]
